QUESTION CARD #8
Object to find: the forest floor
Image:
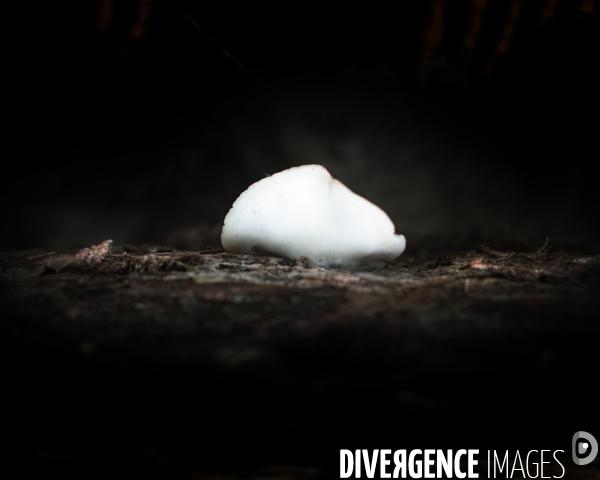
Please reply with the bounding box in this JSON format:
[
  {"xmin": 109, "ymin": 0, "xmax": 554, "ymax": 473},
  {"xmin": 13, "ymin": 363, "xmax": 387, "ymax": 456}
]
[{"xmin": 1, "ymin": 236, "xmax": 599, "ymax": 479}]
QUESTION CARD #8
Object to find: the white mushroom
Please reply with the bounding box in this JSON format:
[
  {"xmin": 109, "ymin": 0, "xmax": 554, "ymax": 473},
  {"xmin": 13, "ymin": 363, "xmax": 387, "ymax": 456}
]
[{"xmin": 221, "ymin": 165, "xmax": 406, "ymax": 267}]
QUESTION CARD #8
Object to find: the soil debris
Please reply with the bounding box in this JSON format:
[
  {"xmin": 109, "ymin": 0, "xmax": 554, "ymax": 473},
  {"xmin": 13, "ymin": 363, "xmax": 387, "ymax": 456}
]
[{"xmin": 45, "ymin": 239, "xmax": 113, "ymax": 272}]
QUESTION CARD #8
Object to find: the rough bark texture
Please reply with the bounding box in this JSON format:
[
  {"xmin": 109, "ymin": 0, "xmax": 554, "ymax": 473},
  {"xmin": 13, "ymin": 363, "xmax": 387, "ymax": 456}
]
[{"xmin": 1, "ymin": 238, "xmax": 599, "ymax": 479}]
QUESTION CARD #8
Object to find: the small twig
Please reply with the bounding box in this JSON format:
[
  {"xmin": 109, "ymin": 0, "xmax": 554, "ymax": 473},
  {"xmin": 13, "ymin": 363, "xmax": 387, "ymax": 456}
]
[
  {"xmin": 175, "ymin": 5, "xmax": 271, "ymax": 88},
  {"xmin": 476, "ymin": 244, "xmax": 509, "ymax": 259},
  {"xmin": 535, "ymin": 237, "xmax": 551, "ymax": 260}
]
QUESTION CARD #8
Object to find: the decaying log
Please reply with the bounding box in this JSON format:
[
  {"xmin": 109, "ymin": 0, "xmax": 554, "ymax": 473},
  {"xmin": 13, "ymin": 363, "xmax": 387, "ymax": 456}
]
[{"xmin": 1, "ymin": 238, "xmax": 599, "ymax": 477}]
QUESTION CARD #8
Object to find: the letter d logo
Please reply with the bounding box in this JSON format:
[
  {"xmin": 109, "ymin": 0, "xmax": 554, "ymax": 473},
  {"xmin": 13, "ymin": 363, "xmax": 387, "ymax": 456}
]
[{"xmin": 572, "ymin": 431, "xmax": 598, "ymax": 466}]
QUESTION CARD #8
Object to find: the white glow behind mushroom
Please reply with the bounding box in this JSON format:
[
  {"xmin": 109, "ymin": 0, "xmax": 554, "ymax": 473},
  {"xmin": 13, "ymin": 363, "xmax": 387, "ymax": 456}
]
[{"xmin": 221, "ymin": 165, "xmax": 406, "ymax": 267}]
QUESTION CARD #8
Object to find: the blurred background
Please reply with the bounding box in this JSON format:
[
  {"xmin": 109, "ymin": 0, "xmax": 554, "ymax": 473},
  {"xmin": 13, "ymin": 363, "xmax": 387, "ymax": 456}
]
[{"xmin": 1, "ymin": 0, "xmax": 598, "ymax": 252}]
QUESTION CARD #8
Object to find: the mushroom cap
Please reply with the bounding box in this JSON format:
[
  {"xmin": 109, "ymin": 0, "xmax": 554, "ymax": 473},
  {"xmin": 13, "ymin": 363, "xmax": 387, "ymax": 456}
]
[{"xmin": 221, "ymin": 165, "xmax": 406, "ymax": 267}]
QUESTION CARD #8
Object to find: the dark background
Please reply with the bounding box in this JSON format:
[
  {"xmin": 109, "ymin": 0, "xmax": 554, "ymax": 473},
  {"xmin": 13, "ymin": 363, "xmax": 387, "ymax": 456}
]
[
  {"xmin": 1, "ymin": 1, "xmax": 599, "ymax": 479},
  {"xmin": 1, "ymin": 0, "xmax": 598, "ymax": 251}
]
